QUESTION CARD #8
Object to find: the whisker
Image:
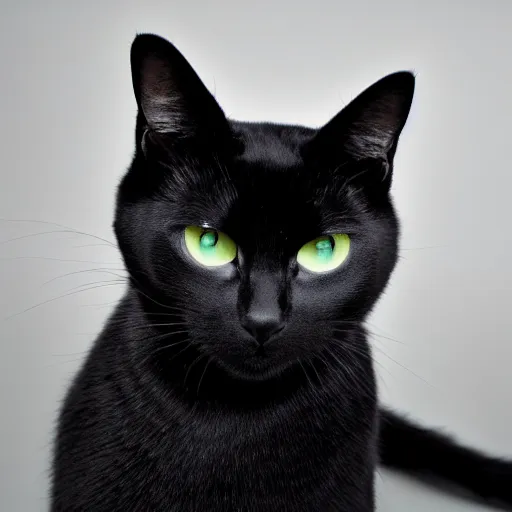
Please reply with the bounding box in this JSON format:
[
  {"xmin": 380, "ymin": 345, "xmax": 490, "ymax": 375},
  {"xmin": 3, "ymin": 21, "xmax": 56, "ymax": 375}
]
[
  {"xmin": 367, "ymin": 331, "xmax": 406, "ymax": 346},
  {"xmin": 0, "ymin": 256, "xmax": 120, "ymax": 265},
  {"xmin": 306, "ymin": 358, "xmax": 322, "ymax": 387},
  {"xmin": 314, "ymin": 352, "xmax": 333, "ymax": 374},
  {"xmin": 183, "ymin": 354, "xmax": 204, "ymax": 390},
  {"xmin": 81, "ymin": 300, "xmax": 120, "ymax": 308},
  {"xmin": 143, "ymin": 312, "xmax": 190, "ymax": 317},
  {"xmin": 41, "ymin": 268, "xmax": 127, "ymax": 287},
  {"xmin": 325, "ymin": 347, "xmax": 360, "ymax": 383},
  {"xmin": 5, "ymin": 282, "xmax": 124, "ymax": 320},
  {"xmin": 297, "ymin": 358, "xmax": 315, "ymax": 391},
  {"xmin": 0, "ymin": 217, "xmax": 111, "ymax": 236},
  {"xmin": 333, "ymin": 340, "xmax": 393, "ymax": 384},
  {"xmin": 129, "ymin": 322, "xmax": 189, "ymax": 331},
  {"xmin": 72, "ymin": 243, "xmax": 118, "ymax": 249},
  {"xmin": 138, "ymin": 331, "xmax": 190, "ymax": 351},
  {"xmin": 322, "ymin": 346, "xmax": 361, "ymax": 393},
  {"xmin": 0, "ymin": 225, "xmax": 117, "ymax": 248},
  {"xmin": 167, "ymin": 343, "xmax": 194, "ymax": 364},
  {"xmin": 196, "ymin": 357, "xmax": 213, "ymax": 397},
  {"xmin": 325, "ymin": 345, "xmax": 376, "ymax": 397},
  {"xmin": 138, "ymin": 337, "xmax": 191, "ymax": 366},
  {"xmin": 129, "ymin": 282, "xmax": 198, "ymax": 314},
  {"xmin": 371, "ymin": 344, "xmax": 433, "ymax": 387},
  {"xmin": 63, "ymin": 279, "xmax": 127, "ymax": 295}
]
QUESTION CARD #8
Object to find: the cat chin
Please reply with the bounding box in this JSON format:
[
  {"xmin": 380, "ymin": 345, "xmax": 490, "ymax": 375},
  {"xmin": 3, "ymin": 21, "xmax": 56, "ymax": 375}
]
[{"xmin": 213, "ymin": 354, "xmax": 295, "ymax": 383}]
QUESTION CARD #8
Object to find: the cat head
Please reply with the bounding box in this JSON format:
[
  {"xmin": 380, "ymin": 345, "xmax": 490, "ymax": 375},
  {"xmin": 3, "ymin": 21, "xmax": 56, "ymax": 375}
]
[{"xmin": 114, "ymin": 34, "xmax": 414, "ymax": 383}]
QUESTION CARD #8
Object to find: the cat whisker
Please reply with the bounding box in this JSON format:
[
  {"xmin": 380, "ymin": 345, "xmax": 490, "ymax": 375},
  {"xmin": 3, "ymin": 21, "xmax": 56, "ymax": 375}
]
[
  {"xmin": 129, "ymin": 322, "xmax": 189, "ymax": 331},
  {"xmin": 72, "ymin": 243, "xmax": 118, "ymax": 249},
  {"xmin": 297, "ymin": 358, "xmax": 315, "ymax": 391},
  {"xmin": 328, "ymin": 319, "xmax": 362, "ymax": 325},
  {"xmin": 322, "ymin": 346, "xmax": 358, "ymax": 393},
  {"xmin": 343, "ymin": 341, "xmax": 394, "ymax": 383},
  {"xmin": 82, "ymin": 301, "xmax": 120, "ymax": 308},
  {"xmin": 128, "ymin": 280, "xmax": 199, "ymax": 315},
  {"xmin": 370, "ymin": 344, "xmax": 432, "ymax": 387},
  {"xmin": 325, "ymin": 344, "xmax": 376, "ymax": 398},
  {"xmin": 329, "ymin": 320, "xmax": 407, "ymax": 347},
  {"xmin": 330, "ymin": 330, "xmax": 428, "ymax": 387},
  {"xmin": 0, "ymin": 255, "xmax": 120, "ymax": 265},
  {"xmin": 63, "ymin": 279, "xmax": 127, "ymax": 295},
  {"xmin": 366, "ymin": 329, "xmax": 406, "ymax": 346},
  {"xmin": 137, "ymin": 336, "xmax": 191, "ymax": 366},
  {"xmin": 305, "ymin": 358, "xmax": 322, "ymax": 386},
  {"xmin": 314, "ymin": 351, "xmax": 333, "ymax": 374},
  {"xmin": 183, "ymin": 354, "xmax": 205, "ymax": 390},
  {"xmin": 5, "ymin": 282, "xmax": 125, "ymax": 320},
  {"xmin": 144, "ymin": 331, "xmax": 189, "ymax": 351},
  {"xmin": 0, "ymin": 228, "xmax": 118, "ymax": 248},
  {"xmin": 41, "ymin": 268, "xmax": 127, "ymax": 288},
  {"xmin": 196, "ymin": 357, "xmax": 213, "ymax": 397},
  {"xmin": 166, "ymin": 342, "xmax": 194, "ymax": 364},
  {"xmin": 325, "ymin": 346, "xmax": 361, "ymax": 384},
  {"xmin": 143, "ymin": 312, "xmax": 190, "ymax": 317},
  {"xmin": 0, "ymin": 218, "xmax": 117, "ymax": 247},
  {"xmin": 118, "ymin": 268, "xmax": 202, "ymax": 317}
]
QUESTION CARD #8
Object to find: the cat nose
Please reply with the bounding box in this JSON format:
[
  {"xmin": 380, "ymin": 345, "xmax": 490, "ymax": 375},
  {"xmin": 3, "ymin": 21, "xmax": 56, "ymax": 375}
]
[{"xmin": 242, "ymin": 311, "xmax": 285, "ymax": 345}]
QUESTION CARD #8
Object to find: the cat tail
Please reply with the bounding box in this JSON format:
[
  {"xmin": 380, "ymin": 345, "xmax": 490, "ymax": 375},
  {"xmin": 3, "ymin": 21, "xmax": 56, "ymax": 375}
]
[{"xmin": 378, "ymin": 408, "xmax": 512, "ymax": 508}]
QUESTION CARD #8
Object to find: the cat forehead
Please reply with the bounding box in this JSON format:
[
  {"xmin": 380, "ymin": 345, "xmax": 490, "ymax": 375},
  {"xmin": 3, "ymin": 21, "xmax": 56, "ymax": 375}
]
[{"xmin": 231, "ymin": 121, "xmax": 315, "ymax": 169}]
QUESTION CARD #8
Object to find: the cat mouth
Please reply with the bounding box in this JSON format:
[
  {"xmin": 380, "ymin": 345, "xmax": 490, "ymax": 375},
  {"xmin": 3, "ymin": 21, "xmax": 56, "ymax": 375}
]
[
  {"xmin": 254, "ymin": 345, "xmax": 266, "ymax": 357},
  {"xmin": 212, "ymin": 348, "xmax": 294, "ymax": 382}
]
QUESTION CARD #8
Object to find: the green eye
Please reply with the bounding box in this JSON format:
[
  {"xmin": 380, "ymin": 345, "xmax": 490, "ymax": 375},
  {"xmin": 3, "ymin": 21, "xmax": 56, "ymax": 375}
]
[
  {"xmin": 184, "ymin": 226, "xmax": 237, "ymax": 267},
  {"xmin": 297, "ymin": 234, "xmax": 350, "ymax": 273}
]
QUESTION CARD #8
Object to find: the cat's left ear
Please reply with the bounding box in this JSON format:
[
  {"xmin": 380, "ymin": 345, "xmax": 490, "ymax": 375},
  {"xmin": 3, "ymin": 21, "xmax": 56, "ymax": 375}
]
[{"xmin": 303, "ymin": 71, "xmax": 415, "ymax": 182}]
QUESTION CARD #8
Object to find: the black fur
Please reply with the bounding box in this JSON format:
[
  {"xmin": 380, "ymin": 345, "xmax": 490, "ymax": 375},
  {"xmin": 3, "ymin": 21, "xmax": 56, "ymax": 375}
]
[{"xmin": 50, "ymin": 34, "xmax": 512, "ymax": 511}]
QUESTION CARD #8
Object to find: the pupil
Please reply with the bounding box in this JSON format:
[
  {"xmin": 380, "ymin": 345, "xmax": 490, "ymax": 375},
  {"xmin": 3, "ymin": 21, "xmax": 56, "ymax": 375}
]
[
  {"xmin": 200, "ymin": 230, "xmax": 218, "ymax": 249},
  {"xmin": 316, "ymin": 236, "xmax": 334, "ymax": 260}
]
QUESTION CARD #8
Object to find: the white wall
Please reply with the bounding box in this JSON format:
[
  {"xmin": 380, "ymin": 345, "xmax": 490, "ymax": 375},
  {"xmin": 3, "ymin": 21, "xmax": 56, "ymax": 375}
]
[{"xmin": 1, "ymin": 1, "xmax": 511, "ymax": 510}]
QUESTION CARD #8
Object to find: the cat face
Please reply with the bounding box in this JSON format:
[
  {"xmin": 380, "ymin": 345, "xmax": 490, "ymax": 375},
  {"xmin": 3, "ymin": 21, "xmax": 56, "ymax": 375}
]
[{"xmin": 114, "ymin": 34, "xmax": 414, "ymax": 381}]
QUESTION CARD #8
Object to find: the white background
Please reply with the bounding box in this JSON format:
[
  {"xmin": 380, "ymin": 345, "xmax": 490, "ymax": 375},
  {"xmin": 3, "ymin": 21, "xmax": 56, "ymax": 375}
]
[{"xmin": 1, "ymin": 1, "xmax": 511, "ymax": 510}]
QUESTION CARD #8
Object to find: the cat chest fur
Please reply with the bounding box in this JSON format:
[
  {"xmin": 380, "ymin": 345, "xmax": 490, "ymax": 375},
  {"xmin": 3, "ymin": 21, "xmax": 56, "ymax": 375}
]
[{"xmin": 54, "ymin": 335, "xmax": 378, "ymax": 512}]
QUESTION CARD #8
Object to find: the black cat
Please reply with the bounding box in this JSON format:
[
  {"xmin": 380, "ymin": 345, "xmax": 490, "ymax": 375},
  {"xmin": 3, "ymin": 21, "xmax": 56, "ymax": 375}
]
[{"xmin": 50, "ymin": 34, "xmax": 512, "ymax": 511}]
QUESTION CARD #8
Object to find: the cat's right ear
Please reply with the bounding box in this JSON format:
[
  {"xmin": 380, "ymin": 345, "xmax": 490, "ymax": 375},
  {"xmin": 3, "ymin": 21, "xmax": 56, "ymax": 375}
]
[{"xmin": 130, "ymin": 34, "xmax": 230, "ymax": 148}]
